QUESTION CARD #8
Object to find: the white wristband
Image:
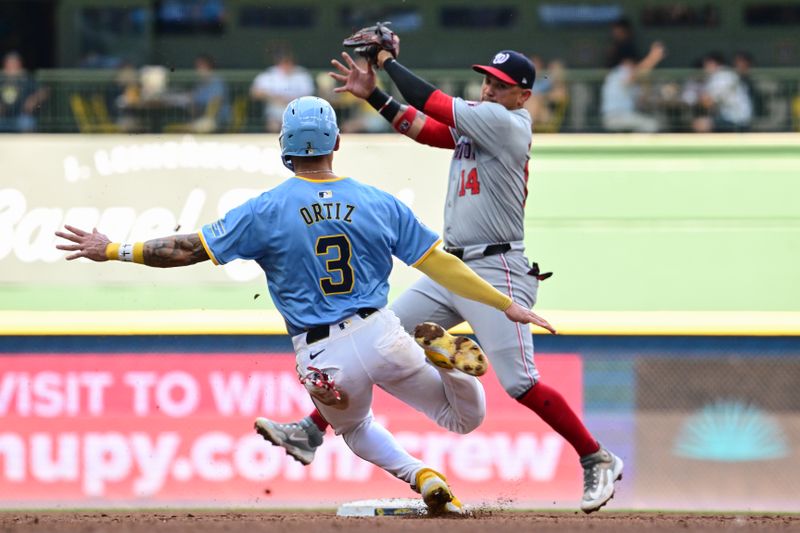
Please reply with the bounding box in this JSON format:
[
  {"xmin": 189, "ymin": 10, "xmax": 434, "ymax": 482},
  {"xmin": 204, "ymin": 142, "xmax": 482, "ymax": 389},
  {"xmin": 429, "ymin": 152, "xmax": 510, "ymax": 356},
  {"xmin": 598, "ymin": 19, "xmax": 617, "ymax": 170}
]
[{"xmin": 119, "ymin": 243, "xmax": 135, "ymax": 262}]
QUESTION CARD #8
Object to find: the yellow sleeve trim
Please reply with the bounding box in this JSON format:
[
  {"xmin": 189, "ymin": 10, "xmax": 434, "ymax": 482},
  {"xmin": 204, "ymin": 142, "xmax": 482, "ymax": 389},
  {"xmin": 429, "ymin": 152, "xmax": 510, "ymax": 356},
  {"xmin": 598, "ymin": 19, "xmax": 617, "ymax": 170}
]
[
  {"xmin": 106, "ymin": 243, "xmax": 120, "ymax": 261},
  {"xmin": 416, "ymin": 247, "xmax": 512, "ymax": 311},
  {"xmin": 411, "ymin": 238, "xmax": 442, "ymax": 268},
  {"xmin": 133, "ymin": 242, "xmax": 145, "ymax": 264},
  {"xmin": 197, "ymin": 230, "xmax": 220, "ymax": 265}
]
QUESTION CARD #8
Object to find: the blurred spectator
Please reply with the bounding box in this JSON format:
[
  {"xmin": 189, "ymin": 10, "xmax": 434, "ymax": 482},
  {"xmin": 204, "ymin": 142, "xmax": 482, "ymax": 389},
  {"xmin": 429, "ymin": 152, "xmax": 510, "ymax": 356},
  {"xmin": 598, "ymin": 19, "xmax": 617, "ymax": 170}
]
[
  {"xmin": 524, "ymin": 56, "xmax": 569, "ymax": 133},
  {"xmin": 161, "ymin": 54, "xmax": 230, "ymax": 133},
  {"xmin": 0, "ymin": 52, "xmax": 48, "ymax": 133},
  {"xmin": 139, "ymin": 65, "xmax": 170, "ymax": 100},
  {"xmin": 187, "ymin": 54, "xmax": 230, "ymax": 132},
  {"xmin": 679, "ymin": 57, "xmax": 705, "ymax": 110},
  {"xmin": 793, "ymin": 86, "xmax": 800, "ymax": 132},
  {"xmin": 600, "ymin": 42, "xmax": 666, "ymax": 133},
  {"xmin": 733, "ymin": 51, "xmax": 761, "ymax": 117},
  {"xmin": 692, "ymin": 52, "xmax": 752, "ymax": 133},
  {"xmin": 105, "ymin": 61, "xmax": 142, "ymax": 132},
  {"xmin": 606, "ymin": 17, "xmax": 639, "ymax": 68},
  {"xmin": 250, "ymin": 49, "xmax": 314, "ymax": 132},
  {"xmin": 111, "ymin": 62, "xmax": 141, "ymax": 106}
]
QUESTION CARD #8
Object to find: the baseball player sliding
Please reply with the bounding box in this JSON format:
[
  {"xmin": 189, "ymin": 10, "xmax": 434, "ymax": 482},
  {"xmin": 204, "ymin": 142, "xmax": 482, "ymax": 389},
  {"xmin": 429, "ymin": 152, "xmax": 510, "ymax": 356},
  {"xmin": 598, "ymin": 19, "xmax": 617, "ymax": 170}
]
[
  {"xmin": 55, "ymin": 96, "xmax": 556, "ymax": 515},
  {"xmin": 258, "ymin": 24, "xmax": 623, "ymax": 513}
]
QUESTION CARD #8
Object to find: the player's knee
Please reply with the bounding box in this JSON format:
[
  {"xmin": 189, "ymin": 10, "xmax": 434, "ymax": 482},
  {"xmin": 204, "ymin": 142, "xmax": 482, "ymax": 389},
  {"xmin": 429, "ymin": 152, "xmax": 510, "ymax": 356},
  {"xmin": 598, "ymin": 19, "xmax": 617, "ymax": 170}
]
[
  {"xmin": 503, "ymin": 375, "xmax": 540, "ymax": 400},
  {"xmin": 338, "ymin": 414, "xmax": 373, "ymax": 441},
  {"xmin": 486, "ymin": 352, "xmax": 539, "ymax": 398},
  {"xmin": 461, "ymin": 413, "xmax": 485, "ymax": 434},
  {"xmin": 449, "ymin": 409, "xmax": 485, "ymax": 434}
]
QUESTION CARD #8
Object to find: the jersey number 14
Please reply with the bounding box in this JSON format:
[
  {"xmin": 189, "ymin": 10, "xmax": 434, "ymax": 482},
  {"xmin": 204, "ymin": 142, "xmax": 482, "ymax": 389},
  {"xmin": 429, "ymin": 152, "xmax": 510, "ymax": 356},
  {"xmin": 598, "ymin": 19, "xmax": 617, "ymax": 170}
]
[{"xmin": 458, "ymin": 168, "xmax": 480, "ymax": 196}]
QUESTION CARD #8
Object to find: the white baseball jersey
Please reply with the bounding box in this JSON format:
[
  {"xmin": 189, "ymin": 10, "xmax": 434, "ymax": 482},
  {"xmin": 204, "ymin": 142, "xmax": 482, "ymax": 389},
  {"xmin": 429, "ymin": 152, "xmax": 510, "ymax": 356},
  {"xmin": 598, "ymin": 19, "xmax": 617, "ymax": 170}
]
[
  {"xmin": 391, "ymin": 98, "xmax": 541, "ymax": 399},
  {"xmin": 444, "ymin": 99, "xmax": 532, "ymax": 247}
]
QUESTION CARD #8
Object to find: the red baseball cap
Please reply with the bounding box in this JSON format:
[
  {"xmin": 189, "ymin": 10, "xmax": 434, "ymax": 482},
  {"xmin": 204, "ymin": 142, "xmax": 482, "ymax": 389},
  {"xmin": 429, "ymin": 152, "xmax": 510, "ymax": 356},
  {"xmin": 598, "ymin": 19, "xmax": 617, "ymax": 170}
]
[{"xmin": 472, "ymin": 50, "xmax": 536, "ymax": 89}]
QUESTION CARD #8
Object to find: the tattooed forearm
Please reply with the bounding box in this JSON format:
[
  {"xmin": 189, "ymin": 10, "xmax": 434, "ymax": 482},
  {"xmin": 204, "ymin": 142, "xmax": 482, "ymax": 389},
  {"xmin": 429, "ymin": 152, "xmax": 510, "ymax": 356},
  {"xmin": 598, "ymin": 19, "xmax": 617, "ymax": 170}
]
[{"xmin": 143, "ymin": 233, "xmax": 209, "ymax": 268}]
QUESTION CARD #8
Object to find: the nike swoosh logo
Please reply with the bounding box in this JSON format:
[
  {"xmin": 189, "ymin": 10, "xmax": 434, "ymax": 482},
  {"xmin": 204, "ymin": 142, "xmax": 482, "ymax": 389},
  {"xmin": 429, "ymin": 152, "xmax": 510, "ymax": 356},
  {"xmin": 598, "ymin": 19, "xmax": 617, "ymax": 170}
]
[
  {"xmin": 309, "ymin": 349, "xmax": 325, "ymax": 360},
  {"xmin": 285, "ymin": 434, "xmax": 310, "ymax": 445},
  {"xmin": 588, "ymin": 469, "xmax": 611, "ymax": 500}
]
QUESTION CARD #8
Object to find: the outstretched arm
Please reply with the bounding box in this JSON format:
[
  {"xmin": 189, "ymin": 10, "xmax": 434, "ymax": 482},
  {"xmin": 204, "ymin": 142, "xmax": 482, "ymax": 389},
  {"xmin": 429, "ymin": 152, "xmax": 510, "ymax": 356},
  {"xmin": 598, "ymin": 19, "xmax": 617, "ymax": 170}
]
[
  {"xmin": 635, "ymin": 42, "xmax": 666, "ymax": 77},
  {"xmin": 415, "ymin": 247, "xmax": 557, "ymax": 334},
  {"xmin": 55, "ymin": 225, "xmax": 209, "ymax": 268},
  {"xmin": 330, "ymin": 53, "xmax": 456, "ymax": 149}
]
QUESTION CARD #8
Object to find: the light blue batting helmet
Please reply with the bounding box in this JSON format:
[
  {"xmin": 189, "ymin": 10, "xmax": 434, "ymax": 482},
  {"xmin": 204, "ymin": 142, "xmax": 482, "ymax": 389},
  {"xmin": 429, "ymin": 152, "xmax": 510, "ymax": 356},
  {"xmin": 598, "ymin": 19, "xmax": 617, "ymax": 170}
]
[{"xmin": 279, "ymin": 96, "xmax": 339, "ymax": 171}]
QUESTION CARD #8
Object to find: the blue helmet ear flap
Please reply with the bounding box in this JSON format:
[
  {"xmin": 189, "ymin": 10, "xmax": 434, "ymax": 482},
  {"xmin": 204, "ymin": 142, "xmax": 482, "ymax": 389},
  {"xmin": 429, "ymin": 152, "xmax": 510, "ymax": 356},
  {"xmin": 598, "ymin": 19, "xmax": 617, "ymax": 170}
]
[
  {"xmin": 279, "ymin": 130, "xmax": 295, "ymax": 171},
  {"xmin": 280, "ymin": 97, "xmax": 339, "ymax": 170}
]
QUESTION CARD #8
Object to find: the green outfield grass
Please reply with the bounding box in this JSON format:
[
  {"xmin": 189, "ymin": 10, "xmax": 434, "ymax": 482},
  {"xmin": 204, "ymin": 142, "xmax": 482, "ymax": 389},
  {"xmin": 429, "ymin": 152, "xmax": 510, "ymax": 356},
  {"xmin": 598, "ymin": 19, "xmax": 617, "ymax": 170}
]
[{"xmin": 2, "ymin": 136, "xmax": 798, "ymax": 313}]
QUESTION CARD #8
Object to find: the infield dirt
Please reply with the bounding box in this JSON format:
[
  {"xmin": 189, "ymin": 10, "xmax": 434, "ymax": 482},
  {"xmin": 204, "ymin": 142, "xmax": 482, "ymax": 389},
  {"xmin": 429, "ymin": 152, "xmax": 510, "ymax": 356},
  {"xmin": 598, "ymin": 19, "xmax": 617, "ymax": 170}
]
[{"xmin": 2, "ymin": 511, "xmax": 799, "ymax": 533}]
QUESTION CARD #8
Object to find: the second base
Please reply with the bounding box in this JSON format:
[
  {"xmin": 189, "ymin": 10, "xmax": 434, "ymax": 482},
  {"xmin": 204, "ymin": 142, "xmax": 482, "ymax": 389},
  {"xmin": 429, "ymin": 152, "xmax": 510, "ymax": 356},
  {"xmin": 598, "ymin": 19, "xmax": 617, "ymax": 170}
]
[{"xmin": 336, "ymin": 498, "xmax": 427, "ymax": 517}]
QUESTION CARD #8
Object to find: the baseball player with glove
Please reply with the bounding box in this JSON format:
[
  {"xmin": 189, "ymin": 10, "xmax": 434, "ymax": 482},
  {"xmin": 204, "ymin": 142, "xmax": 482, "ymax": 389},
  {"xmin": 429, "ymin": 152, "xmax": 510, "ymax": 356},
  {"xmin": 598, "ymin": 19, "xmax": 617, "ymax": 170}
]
[
  {"xmin": 256, "ymin": 23, "xmax": 623, "ymax": 514},
  {"xmin": 56, "ymin": 96, "xmax": 556, "ymax": 515}
]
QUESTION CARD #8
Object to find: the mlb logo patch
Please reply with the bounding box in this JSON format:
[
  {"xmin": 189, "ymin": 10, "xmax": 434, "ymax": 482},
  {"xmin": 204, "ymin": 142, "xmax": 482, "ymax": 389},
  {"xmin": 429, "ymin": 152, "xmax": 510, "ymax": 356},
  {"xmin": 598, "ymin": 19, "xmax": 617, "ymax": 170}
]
[{"xmin": 318, "ymin": 190, "xmax": 333, "ymax": 199}]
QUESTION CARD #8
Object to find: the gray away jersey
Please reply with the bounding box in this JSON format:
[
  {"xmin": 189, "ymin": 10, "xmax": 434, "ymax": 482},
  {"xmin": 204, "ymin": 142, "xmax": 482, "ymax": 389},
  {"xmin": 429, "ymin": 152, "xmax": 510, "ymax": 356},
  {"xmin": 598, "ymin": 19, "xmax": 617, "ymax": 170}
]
[{"xmin": 444, "ymin": 99, "xmax": 532, "ymax": 248}]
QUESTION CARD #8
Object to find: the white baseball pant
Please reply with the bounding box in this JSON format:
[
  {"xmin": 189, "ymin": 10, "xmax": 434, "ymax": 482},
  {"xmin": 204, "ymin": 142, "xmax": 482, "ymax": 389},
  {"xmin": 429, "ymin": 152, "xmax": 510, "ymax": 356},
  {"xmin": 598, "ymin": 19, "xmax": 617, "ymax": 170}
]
[
  {"xmin": 291, "ymin": 307, "xmax": 486, "ymax": 484},
  {"xmin": 391, "ymin": 250, "xmax": 541, "ymax": 399}
]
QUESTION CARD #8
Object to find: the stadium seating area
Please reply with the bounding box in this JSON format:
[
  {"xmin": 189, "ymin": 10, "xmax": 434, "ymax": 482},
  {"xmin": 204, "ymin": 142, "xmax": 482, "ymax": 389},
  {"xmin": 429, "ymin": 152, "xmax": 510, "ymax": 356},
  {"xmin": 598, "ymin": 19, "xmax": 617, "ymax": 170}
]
[{"xmin": 9, "ymin": 67, "xmax": 800, "ymax": 134}]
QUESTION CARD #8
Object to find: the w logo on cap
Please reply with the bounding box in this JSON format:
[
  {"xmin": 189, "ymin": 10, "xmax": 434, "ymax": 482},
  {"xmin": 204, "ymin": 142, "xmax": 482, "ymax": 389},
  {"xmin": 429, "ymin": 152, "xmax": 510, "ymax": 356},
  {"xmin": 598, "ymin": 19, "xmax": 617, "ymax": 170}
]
[{"xmin": 492, "ymin": 52, "xmax": 510, "ymax": 64}]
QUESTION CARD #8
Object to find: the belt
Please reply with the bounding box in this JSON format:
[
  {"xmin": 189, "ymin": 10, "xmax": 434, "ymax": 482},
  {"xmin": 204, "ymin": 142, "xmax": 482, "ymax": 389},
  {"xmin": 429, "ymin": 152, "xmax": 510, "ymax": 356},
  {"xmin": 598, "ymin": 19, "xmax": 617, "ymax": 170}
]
[
  {"xmin": 305, "ymin": 307, "xmax": 378, "ymax": 344},
  {"xmin": 444, "ymin": 243, "xmax": 511, "ymax": 260},
  {"xmin": 445, "ymin": 243, "xmax": 553, "ymax": 281}
]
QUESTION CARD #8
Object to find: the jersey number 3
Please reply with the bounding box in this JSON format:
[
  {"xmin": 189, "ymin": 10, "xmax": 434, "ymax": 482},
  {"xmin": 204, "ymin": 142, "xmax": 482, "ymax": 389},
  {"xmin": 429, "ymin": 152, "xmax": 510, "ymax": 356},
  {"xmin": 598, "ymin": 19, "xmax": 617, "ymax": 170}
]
[
  {"xmin": 458, "ymin": 168, "xmax": 480, "ymax": 196},
  {"xmin": 316, "ymin": 234, "xmax": 354, "ymax": 295}
]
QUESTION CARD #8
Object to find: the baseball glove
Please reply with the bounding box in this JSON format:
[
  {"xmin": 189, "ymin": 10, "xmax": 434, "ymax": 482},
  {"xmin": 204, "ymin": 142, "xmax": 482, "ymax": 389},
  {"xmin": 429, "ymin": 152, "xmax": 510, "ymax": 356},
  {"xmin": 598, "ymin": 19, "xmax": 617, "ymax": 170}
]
[{"xmin": 342, "ymin": 21, "xmax": 399, "ymax": 67}]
